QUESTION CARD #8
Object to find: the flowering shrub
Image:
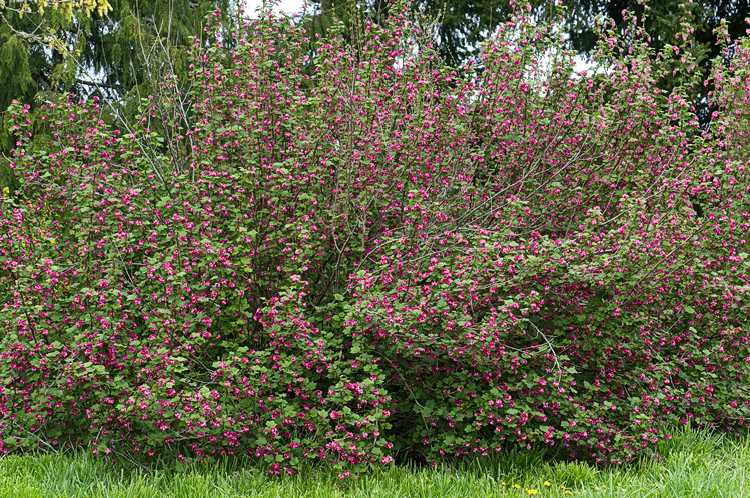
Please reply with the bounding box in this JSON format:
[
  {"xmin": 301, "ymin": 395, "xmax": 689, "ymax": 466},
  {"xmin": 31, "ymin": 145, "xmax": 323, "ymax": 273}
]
[{"xmin": 1, "ymin": 8, "xmax": 749, "ymax": 473}]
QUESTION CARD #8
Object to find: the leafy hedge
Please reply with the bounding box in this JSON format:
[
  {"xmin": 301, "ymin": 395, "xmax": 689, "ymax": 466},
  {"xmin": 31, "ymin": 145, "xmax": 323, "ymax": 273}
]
[{"xmin": 1, "ymin": 9, "xmax": 749, "ymax": 474}]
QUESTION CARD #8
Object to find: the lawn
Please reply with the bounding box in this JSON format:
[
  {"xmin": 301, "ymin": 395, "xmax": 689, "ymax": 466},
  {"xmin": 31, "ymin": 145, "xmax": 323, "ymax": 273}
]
[{"xmin": 1, "ymin": 429, "xmax": 749, "ymax": 497}]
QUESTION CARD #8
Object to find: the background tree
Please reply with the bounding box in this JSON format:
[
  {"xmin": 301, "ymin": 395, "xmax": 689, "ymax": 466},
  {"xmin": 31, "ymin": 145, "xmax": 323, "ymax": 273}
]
[
  {"xmin": 0, "ymin": 0, "xmax": 239, "ymax": 109},
  {"xmin": 565, "ymin": 0, "xmax": 750, "ymax": 57},
  {"xmin": 309, "ymin": 0, "xmax": 750, "ymax": 66},
  {"xmin": 0, "ymin": 0, "xmax": 240, "ymax": 187},
  {"xmin": 565, "ymin": 1, "xmax": 750, "ymax": 121},
  {"xmin": 308, "ymin": 0, "xmax": 525, "ymax": 64}
]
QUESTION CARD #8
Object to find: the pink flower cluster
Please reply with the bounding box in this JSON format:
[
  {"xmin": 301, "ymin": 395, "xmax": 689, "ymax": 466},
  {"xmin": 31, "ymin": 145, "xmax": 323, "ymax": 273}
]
[{"xmin": 0, "ymin": 10, "xmax": 749, "ymax": 472}]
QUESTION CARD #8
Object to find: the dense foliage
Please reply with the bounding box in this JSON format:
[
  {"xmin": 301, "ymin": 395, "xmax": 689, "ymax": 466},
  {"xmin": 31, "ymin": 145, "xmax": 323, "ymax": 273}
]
[
  {"xmin": 0, "ymin": 0, "xmax": 239, "ymax": 159},
  {"xmin": 308, "ymin": 0, "xmax": 750, "ymax": 67},
  {"xmin": 0, "ymin": 0, "xmax": 239, "ymax": 108},
  {"xmin": 309, "ymin": 0, "xmax": 750, "ymax": 126},
  {"xmin": 1, "ymin": 7, "xmax": 749, "ymax": 476}
]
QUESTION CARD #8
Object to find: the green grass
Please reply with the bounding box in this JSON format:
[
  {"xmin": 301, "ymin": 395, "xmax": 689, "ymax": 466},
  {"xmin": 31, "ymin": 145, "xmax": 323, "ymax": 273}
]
[{"xmin": 1, "ymin": 429, "xmax": 749, "ymax": 497}]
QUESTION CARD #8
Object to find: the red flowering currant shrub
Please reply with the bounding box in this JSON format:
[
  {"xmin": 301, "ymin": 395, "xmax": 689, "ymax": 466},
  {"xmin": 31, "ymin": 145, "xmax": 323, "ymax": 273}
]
[{"xmin": 1, "ymin": 10, "xmax": 749, "ymax": 472}]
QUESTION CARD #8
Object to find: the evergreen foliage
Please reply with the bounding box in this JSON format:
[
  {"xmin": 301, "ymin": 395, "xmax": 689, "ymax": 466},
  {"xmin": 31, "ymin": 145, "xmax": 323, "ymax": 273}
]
[
  {"xmin": 308, "ymin": 1, "xmax": 750, "ymax": 69},
  {"xmin": 0, "ymin": 0, "xmax": 239, "ymax": 188},
  {"xmin": 0, "ymin": 0, "xmax": 238, "ymax": 110}
]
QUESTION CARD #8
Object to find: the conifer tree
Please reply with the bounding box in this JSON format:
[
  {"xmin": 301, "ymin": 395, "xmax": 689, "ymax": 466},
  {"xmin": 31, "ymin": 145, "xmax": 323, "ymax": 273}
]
[
  {"xmin": 308, "ymin": 0, "xmax": 750, "ymax": 69},
  {"xmin": 0, "ymin": 0, "xmax": 238, "ymax": 110},
  {"xmin": 0, "ymin": 0, "xmax": 239, "ymax": 185}
]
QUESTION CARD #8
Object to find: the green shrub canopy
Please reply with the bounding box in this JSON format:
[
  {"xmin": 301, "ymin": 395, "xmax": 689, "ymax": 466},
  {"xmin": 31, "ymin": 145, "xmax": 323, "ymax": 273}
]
[{"xmin": 1, "ymin": 8, "xmax": 749, "ymax": 475}]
